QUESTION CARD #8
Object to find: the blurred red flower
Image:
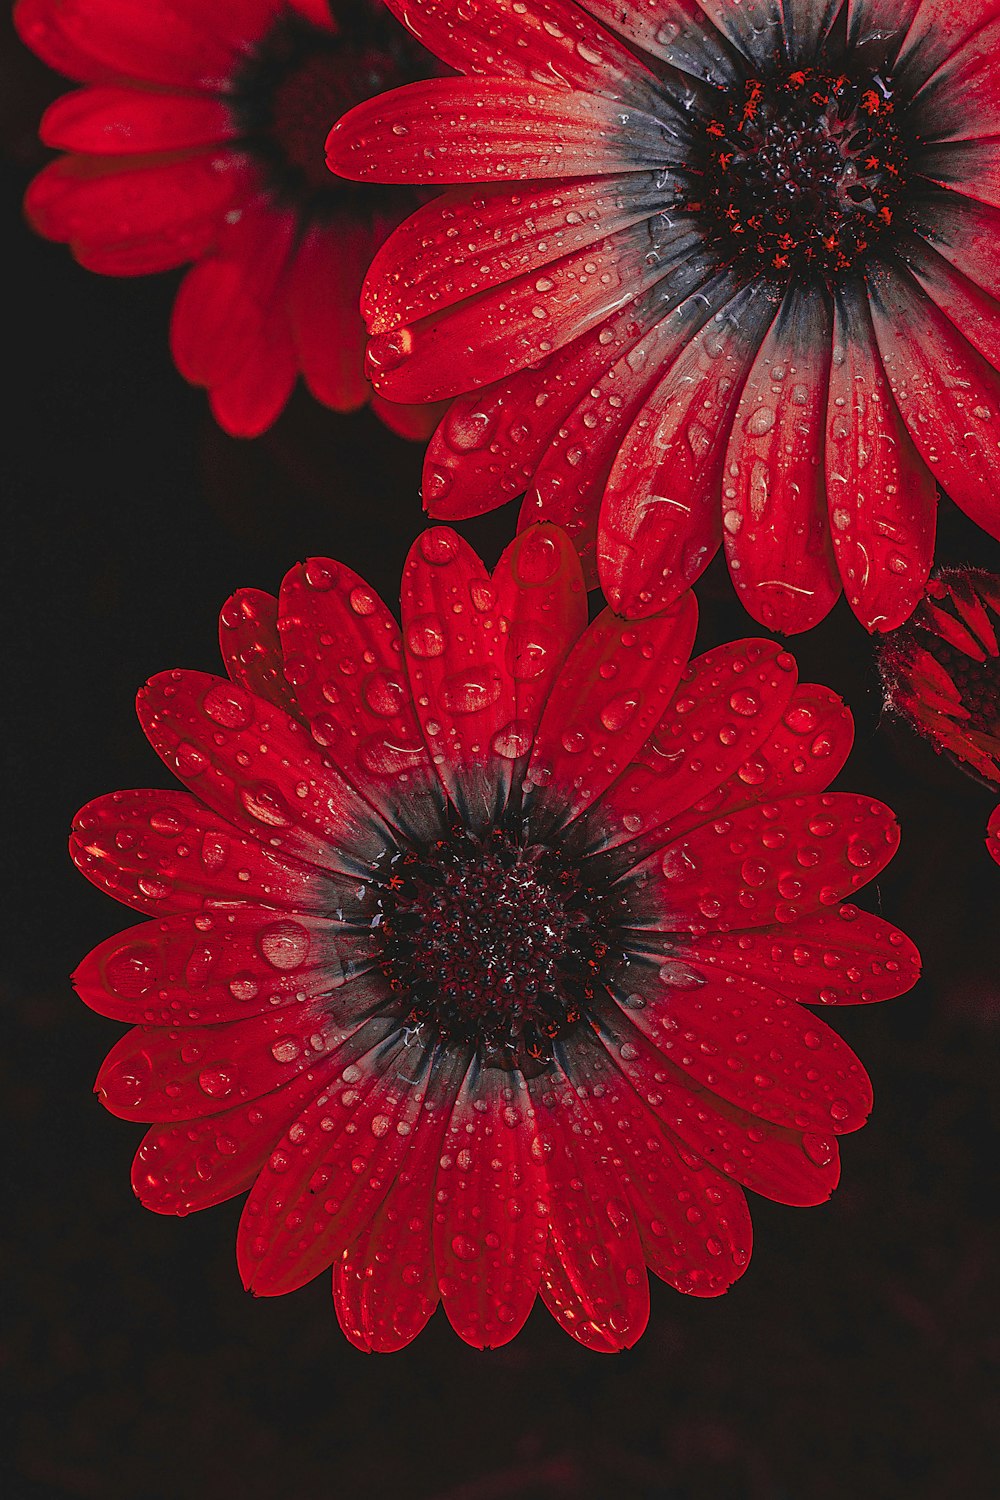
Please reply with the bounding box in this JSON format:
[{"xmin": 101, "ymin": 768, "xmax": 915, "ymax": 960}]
[
  {"xmin": 329, "ymin": 0, "xmax": 1000, "ymax": 633},
  {"xmin": 71, "ymin": 523, "xmax": 917, "ymax": 1351},
  {"xmin": 17, "ymin": 0, "xmax": 438, "ymax": 437}
]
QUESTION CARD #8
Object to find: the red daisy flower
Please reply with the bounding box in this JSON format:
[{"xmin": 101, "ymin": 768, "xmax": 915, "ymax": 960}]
[
  {"xmin": 71, "ymin": 522, "xmax": 918, "ymax": 1352},
  {"xmin": 16, "ymin": 0, "xmax": 440, "ymax": 438},
  {"xmin": 878, "ymin": 566, "xmax": 1000, "ymax": 783},
  {"xmin": 328, "ymin": 0, "xmax": 1000, "ymax": 633},
  {"xmin": 987, "ymin": 804, "xmax": 1000, "ymax": 864}
]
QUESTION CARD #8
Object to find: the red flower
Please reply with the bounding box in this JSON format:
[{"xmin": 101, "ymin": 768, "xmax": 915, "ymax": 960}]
[
  {"xmin": 988, "ymin": 804, "xmax": 1000, "ymax": 864},
  {"xmin": 328, "ymin": 0, "xmax": 1000, "ymax": 633},
  {"xmin": 16, "ymin": 0, "xmax": 438, "ymax": 438},
  {"xmin": 878, "ymin": 567, "xmax": 1000, "ymax": 783},
  {"xmin": 71, "ymin": 522, "xmax": 917, "ymax": 1352}
]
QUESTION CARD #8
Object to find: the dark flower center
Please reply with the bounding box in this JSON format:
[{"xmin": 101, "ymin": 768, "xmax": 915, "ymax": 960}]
[
  {"xmin": 373, "ymin": 827, "xmax": 622, "ymax": 1073},
  {"xmin": 687, "ymin": 67, "xmax": 909, "ymax": 278},
  {"xmin": 227, "ymin": 2, "xmax": 426, "ymax": 217}
]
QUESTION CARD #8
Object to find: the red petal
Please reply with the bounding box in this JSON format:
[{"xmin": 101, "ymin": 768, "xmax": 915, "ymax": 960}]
[
  {"xmin": 618, "ymin": 963, "xmax": 873, "ymax": 1135},
  {"xmin": 531, "ymin": 1069, "xmax": 650, "ymax": 1351},
  {"xmin": 695, "ymin": 0, "xmax": 784, "ymax": 66},
  {"xmin": 289, "ymin": 219, "xmax": 370, "ymax": 413},
  {"xmin": 137, "ymin": 669, "xmax": 390, "ymax": 876},
  {"xmin": 911, "ymin": 16, "xmax": 1000, "ymax": 142},
  {"xmin": 826, "ymin": 281, "xmax": 936, "ymax": 632},
  {"xmin": 22, "ymin": 0, "xmax": 235, "ymax": 89},
  {"xmin": 371, "ymin": 395, "xmax": 444, "ymax": 441},
  {"xmin": 987, "ymin": 804, "xmax": 1000, "ymax": 864},
  {"xmin": 923, "ymin": 191, "xmax": 1000, "ymax": 301},
  {"xmin": 208, "ymin": 294, "xmax": 299, "ymax": 438},
  {"xmin": 433, "ymin": 1066, "xmax": 548, "ymax": 1348},
  {"xmin": 381, "ymin": 0, "xmax": 662, "ymax": 107},
  {"xmin": 218, "ymin": 589, "xmax": 298, "ymax": 716},
  {"xmin": 400, "ymin": 528, "xmax": 515, "ymax": 824},
  {"xmin": 867, "ymin": 260, "xmax": 1000, "ymax": 540},
  {"xmin": 365, "ymin": 218, "xmax": 686, "ymax": 405},
  {"xmin": 591, "ymin": 998, "xmax": 840, "ymax": 1206},
  {"xmin": 170, "ymin": 202, "xmax": 296, "ymax": 390},
  {"xmin": 591, "ymin": 639, "xmax": 799, "ymax": 853},
  {"xmin": 25, "ymin": 151, "xmax": 245, "ymax": 273},
  {"xmin": 904, "ymin": 233, "xmax": 1000, "ymax": 372},
  {"xmin": 133, "ymin": 1063, "xmax": 340, "ymax": 1216},
  {"xmin": 896, "ymin": 1, "xmax": 999, "ymax": 92},
  {"xmin": 568, "ymin": 1029, "xmax": 752, "ymax": 1297},
  {"xmin": 69, "ymin": 789, "xmax": 332, "ymax": 917},
  {"xmin": 333, "ymin": 1053, "xmax": 468, "ymax": 1352},
  {"xmin": 15, "ymin": 0, "xmax": 121, "ymax": 82},
  {"xmin": 525, "ymin": 254, "xmax": 731, "ymax": 596},
  {"xmin": 723, "ymin": 283, "xmax": 841, "ymax": 635},
  {"xmin": 276, "ymin": 556, "xmax": 442, "ymax": 838},
  {"xmin": 237, "ymin": 1033, "xmax": 444, "ymax": 1296},
  {"xmin": 327, "ymin": 79, "xmax": 682, "ymax": 186},
  {"xmin": 680, "ymin": 905, "xmax": 922, "ymax": 1007},
  {"xmin": 599, "ymin": 276, "xmax": 781, "ymax": 618},
  {"xmin": 167, "ymin": 0, "xmax": 281, "ymax": 49},
  {"xmin": 96, "ymin": 988, "xmax": 386, "ymax": 1123},
  {"xmin": 582, "ymin": 0, "xmax": 743, "ymax": 84},
  {"xmin": 362, "ymin": 174, "xmax": 671, "ymax": 337},
  {"xmin": 627, "ymin": 791, "xmax": 898, "ymax": 935},
  {"xmin": 422, "ymin": 289, "xmax": 683, "ymax": 528},
  {"xmin": 41, "ymin": 87, "xmax": 232, "ymax": 153},
  {"xmin": 74, "ymin": 906, "xmax": 367, "ymax": 1026},
  {"xmin": 526, "ymin": 594, "xmax": 698, "ymax": 827},
  {"xmin": 919, "ymin": 139, "xmax": 1000, "ymax": 210},
  {"xmin": 491, "ymin": 523, "xmax": 588, "ymax": 763},
  {"xmin": 845, "ymin": 0, "xmax": 922, "ymax": 67}
]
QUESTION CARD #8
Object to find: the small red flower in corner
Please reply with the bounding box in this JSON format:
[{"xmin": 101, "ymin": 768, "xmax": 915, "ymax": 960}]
[
  {"xmin": 72, "ymin": 523, "xmax": 918, "ymax": 1352},
  {"xmin": 16, "ymin": 0, "xmax": 439, "ymax": 438}
]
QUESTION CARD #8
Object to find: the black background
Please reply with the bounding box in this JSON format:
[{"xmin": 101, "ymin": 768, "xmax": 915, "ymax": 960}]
[{"xmin": 4, "ymin": 11, "xmax": 999, "ymax": 1497}]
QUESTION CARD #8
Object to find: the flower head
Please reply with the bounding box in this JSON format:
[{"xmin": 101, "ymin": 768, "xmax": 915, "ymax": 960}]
[
  {"xmin": 73, "ymin": 523, "xmax": 918, "ymax": 1351},
  {"xmin": 328, "ymin": 0, "xmax": 1000, "ymax": 633},
  {"xmin": 878, "ymin": 566, "xmax": 1000, "ymax": 783},
  {"xmin": 17, "ymin": 0, "xmax": 438, "ymax": 437}
]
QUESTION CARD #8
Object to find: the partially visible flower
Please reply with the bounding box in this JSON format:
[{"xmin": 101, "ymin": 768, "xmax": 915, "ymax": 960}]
[
  {"xmin": 878, "ymin": 567, "xmax": 1000, "ymax": 783},
  {"xmin": 328, "ymin": 0, "xmax": 1000, "ymax": 633},
  {"xmin": 987, "ymin": 804, "xmax": 1000, "ymax": 864},
  {"xmin": 16, "ymin": 0, "xmax": 439, "ymax": 438},
  {"xmin": 71, "ymin": 523, "xmax": 918, "ymax": 1352}
]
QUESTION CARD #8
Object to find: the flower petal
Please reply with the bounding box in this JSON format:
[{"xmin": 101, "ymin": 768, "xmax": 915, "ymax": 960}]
[
  {"xmin": 362, "ymin": 173, "xmax": 675, "ymax": 337},
  {"xmin": 170, "ymin": 202, "xmax": 296, "ymax": 390},
  {"xmin": 237, "ymin": 1032, "xmax": 444, "ymax": 1296},
  {"xmin": 433, "ymin": 1065, "xmax": 548, "ymax": 1348},
  {"xmin": 532, "ymin": 1066, "xmax": 650, "ymax": 1351},
  {"xmin": 289, "ymin": 218, "xmax": 371, "ymax": 413},
  {"xmin": 491, "ymin": 523, "xmax": 588, "ymax": 762},
  {"xmin": 895, "ymin": 0, "xmax": 999, "ymax": 93},
  {"xmin": 69, "ymin": 789, "xmax": 334, "ymax": 917},
  {"xmin": 845, "ymin": 0, "xmax": 922, "ymax": 68},
  {"xmin": 526, "ymin": 594, "xmax": 698, "ymax": 829},
  {"xmin": 616, "ymin": 962, "xmax": 873, "ymax": 1135},
  {"xmin": 25, "ymin": 150, "xmax": 245, "ymax": 274},
  {"xmin": 365, "ymin": 217, "xmax": 690, "ymax": 404},
  {"xmin": 694, "ymin": 0, "xmax": 786, "ymax": 68},
  {"xmin": 922, "ymin": 190, "xmax": 1000, "ymax": 301},
  {"xmin": 625, "ymin": 791, "xmax": 899, "ymax": 935},
  {"xmin": 40, "ymin": 87, "xmax": 233, "ymax": 154},
  {"xmin": 96, "ymin": 987, "xmax": 388, "ymax": 1123},
  {"xmin": 987, "ymin": 803, "xmax": 1000, "ymax": 864},
  {"xmin": 902, "ymin": 232, "xmax": 1000, "ymax": 371},
  {"xmin": 208, "ymin": 295, "xmax": 299, "ymax": 438},
  {"xmin": 401, "ymin": 528, "xmax": 516, "ymax": 826},
  {"xmin": 919, "ymin": 138, "xmax": 1000, "ymax": 211},
  {"xmin": 581, "ymin": 0, "xmax": 743, "ymax": 84},
  {"xmin": 599, "ymin": 276, "xmax": 782, "ymax": 618},
  {"xmin": 568, "ymin": 1028, "xmax": 752, "ymax": 1296},
  {"xmin": 382, "ymin": 0, "xmax": 664, "ymax": 107},
  {"xmin": 825, "ymin": 281, "xmax": 936, "ymax": 632},
  {"xmin": 588, "ymin": 640, "xmax": 799, "ymax": 855},
  {"xmin": 679, "ymin": 905, "xmax": 922, "ymax": 1006},
  {"xmin": 218, "ymin": 589, "xmax": 298, "ymax": 716},
  {"xmin": 15, "ymin": 0, "xmax": 121, "ymax": 82},
  {"xmin": 590, "ymin": 998, "xmax": 840, "ymax": 1206},
  {"xmin": 723, "ymin": 282, "xmax": 841, "ymax": 635},
  {"xmin": 277, "ymin": 557, "xmax": 443, "ymax": 840},
  {"xmin": 74, "ymin": 907, "xmax": 368, "ymax": 1026},
  {"xmin": 910, "ymin": 15, "xmax": 1000, "ymax": 143},
  {"xmin": 17, "ymin": 0, "xmax": 235, "ymax": 88},
  {"xmin": 133, "ymin": 1063, "xmax": 342, "ymax": 1216},
  {"xmin": 137, "ymin": 669, "xmax": 390, "ymax": 875},
  {"xmin": 327, "ymin": 78, "xmax": 687, "ymax": 186},
  {"xmin": 867, "ymin": 258, "xmax": 1000, "ymax": 540}
]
